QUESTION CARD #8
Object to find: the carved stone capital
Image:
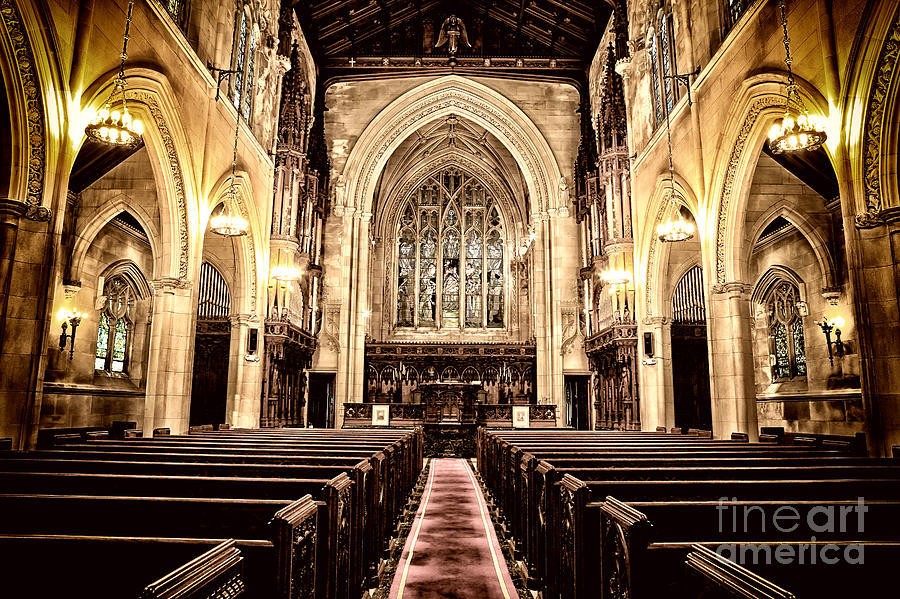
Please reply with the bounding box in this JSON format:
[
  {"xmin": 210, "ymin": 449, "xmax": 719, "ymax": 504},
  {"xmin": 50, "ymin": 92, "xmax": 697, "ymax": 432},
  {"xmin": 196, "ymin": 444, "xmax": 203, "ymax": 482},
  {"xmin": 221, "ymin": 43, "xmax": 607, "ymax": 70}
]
[
  {"xmin": 151, "ymin": 277, "xmax": 191, "ymax": 295},
  {"xmin": 642, "ymin": 315, "xmax": 668, "ymax": 327},
  {"xmin": 0, "ymin": 198, "xmax": 27, "ymax": 225},
  {"xmin": 711, "ymin": 281, "xmax": 751, "ymax": 296}
]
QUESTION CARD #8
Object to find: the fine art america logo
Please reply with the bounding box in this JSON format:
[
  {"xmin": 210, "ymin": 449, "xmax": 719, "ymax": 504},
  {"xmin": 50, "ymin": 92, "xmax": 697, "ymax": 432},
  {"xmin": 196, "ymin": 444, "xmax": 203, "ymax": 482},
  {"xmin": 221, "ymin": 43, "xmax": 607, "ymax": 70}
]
[{"xmin": 715, "ymin": 497, "xmax": 867, "ymax": 565}]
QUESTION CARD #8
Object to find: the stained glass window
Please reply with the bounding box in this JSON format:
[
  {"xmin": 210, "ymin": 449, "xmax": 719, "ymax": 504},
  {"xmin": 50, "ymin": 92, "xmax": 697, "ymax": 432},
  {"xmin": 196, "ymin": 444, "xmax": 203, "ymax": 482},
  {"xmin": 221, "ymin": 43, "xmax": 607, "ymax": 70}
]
[
  {"xmin": 112, "ymin": 318, "xmax": 128, "ymax": 372},
  {"xmin": 95, "ymin": 312, "xmax": 110, "ymax": 371},
  {"xmin": 649, "ymin": 34, "xmax": 663, "ymax": 127},
  {"xmin": 95, "ymin": 274, "xmax": 134, "ymax": 373},
  {"xmin": 164, "ymin": 0, "xmax": 189, "ymax": 31},
  {"xmin": 242, "ymin": 30, "xmax": 258, "ymax": 121},
  {"xmin": 767, "ymin": 281, "xmax": 807, "ymax": 381},
  {"xmin": 396, "ymin": 168, "xmax": 505, "ymax": 330},
  {"xmin": 649, "ymin": 11, "xmax": 679, "ymax": 130},
  {"xmin": 233, "ymin": 11, "xmax": 248, "ymax": 111}
]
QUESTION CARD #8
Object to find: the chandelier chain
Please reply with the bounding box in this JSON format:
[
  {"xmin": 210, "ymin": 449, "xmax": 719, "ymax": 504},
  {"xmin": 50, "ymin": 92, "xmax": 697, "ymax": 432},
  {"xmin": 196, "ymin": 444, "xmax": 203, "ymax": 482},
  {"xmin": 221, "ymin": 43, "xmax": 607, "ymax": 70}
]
[
  {"xmin": 117, "ymin": 0, "xmax": 136, "ymax": 88},
  {"xmin": 778, "ymin": 0, "xmax": 795, "ymax": 89}
]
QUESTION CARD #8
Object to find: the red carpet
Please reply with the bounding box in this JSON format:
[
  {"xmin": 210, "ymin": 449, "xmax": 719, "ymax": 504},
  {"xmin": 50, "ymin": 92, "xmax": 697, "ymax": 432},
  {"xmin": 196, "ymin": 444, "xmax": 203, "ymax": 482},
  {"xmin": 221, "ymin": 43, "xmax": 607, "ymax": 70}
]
[{"xmin": 389, "ymin": 458, "xmax": 518, "ymax": 599}]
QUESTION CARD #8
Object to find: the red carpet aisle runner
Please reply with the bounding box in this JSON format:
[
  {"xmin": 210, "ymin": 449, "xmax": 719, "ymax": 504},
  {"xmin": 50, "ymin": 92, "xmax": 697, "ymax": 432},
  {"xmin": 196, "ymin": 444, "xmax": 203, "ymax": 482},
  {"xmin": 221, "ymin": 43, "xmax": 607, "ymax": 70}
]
[{"xmin": 388, "ymin": 458, "xmax": 518, "ymax": 599}]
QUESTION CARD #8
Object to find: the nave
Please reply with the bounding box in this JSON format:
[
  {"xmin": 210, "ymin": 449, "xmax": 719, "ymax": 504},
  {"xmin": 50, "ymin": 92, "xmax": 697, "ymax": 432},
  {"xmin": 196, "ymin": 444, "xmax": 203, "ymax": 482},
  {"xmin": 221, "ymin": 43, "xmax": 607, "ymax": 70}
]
[{"xmin": 3, "ymin": 425, "xmax": 898, "ymax": 599}]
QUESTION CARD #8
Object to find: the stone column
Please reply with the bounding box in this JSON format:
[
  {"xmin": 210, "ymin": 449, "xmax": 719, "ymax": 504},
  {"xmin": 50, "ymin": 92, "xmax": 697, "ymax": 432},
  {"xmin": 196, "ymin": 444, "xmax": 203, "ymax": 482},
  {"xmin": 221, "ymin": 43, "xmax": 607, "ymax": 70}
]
[
  {"xmin": 850, "ymin": 220, "xmax": 900, "ymax": 454},
  {"xmin": 707, "ymin": 282, "xmax": 758, "ymax": 440},
  {"xmin": 226, "ymin": 313, "xmax": 262, "ymax": 427},
  {"xmin": 0, "ymin": 199, "xmax": 29, "ymax": 445},
  {"xmin": 0, "ymin": 199, "xmax": 27, "ymax": 358},
  {"xmin": 143, "ymin": 278, "xmax": 195, "ymax": 435},
  {"xmin": 638, "ymin": 316, "xmax": 673, "ymax": 431}
]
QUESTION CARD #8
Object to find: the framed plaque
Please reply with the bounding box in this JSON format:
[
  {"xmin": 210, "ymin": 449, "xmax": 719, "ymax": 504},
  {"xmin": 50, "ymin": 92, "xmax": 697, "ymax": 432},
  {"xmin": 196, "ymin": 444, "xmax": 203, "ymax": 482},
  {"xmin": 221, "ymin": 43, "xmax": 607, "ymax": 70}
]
[
  {"xmin": 512, "ymin": 405, "xmax": 530, "ymax": 428},
  {"xmin": 372, "ymin": 404, "xmax": 390, "ymax": 427}
]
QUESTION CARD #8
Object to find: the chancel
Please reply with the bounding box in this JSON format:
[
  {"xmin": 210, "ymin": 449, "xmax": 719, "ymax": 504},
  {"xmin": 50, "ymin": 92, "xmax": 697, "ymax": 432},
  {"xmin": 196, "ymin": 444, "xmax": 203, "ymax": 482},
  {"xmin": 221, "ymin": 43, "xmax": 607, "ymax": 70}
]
[{"xmin": 2, "ymin": 0, "xmax": 900, "ymax": 598}]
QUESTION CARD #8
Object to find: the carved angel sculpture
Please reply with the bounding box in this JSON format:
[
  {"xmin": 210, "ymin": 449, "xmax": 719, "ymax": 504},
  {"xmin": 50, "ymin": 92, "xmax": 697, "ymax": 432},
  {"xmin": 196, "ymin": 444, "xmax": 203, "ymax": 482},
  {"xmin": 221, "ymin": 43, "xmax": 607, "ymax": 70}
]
[{"xmin": 436, "ymin": 15, "xmax": 470, "ymax": 55}]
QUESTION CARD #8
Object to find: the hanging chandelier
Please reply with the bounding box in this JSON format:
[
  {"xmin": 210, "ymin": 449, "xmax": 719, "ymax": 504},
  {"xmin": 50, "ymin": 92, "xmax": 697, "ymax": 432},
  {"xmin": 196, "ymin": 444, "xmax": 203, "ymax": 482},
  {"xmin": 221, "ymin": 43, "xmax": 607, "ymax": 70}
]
[
  {"xmin": 657, "ymin": 90, "xmax": 694, "ymax": 243},
  {"xmin": 210, "ymin": 110, "xmax": 249, "ymax": 237},
  {"xmin": 84, "ymin": 0, "xmax": 144, "ymax": 147},
  {"xmin": 271, "ymin": 265, "xmax": 301, "ymax": 282},
  {"xmin": 767, "ymin": 0, "xmax": 827, "ymax": 154}
]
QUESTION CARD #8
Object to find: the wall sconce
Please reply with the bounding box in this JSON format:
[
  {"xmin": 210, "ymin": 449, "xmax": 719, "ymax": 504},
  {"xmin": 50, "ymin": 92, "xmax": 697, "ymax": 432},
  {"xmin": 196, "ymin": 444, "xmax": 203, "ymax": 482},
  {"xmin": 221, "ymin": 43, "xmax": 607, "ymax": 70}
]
[
  {"xmin": 817, "ymin": 315, "xmax": 845, "ymax": 366},
  {"xmin": 57, "ymin": 309, "xmax": 86, "ymax": 359}
]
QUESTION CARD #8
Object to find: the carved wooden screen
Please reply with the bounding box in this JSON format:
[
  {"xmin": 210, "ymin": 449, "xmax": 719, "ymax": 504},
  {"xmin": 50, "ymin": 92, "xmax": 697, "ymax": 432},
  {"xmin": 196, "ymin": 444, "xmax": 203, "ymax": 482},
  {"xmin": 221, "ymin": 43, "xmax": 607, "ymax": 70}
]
[{"xmin": 396, "ymin": 168, "xmax": 504, "ymax": 330}]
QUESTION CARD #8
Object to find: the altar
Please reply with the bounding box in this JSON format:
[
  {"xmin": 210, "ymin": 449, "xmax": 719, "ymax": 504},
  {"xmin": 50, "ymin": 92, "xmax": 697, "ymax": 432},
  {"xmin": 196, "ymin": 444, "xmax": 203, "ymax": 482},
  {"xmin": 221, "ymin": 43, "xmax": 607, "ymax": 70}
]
[{"xmin": 418, "ymin": 381, "xmax": 482, "ymax": 424}]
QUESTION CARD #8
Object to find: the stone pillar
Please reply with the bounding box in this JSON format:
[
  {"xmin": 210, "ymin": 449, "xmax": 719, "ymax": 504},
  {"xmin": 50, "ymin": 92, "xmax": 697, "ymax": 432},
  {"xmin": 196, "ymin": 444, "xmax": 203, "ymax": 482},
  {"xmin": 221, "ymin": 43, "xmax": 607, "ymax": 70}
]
[
  {"xmin": 850, "ymin": 220, "xmax": 900, "ymax": 454},
  {"xmin": 707, "ymin": 282, "xmax": 758, "ymax": 440},
  {"xmin": 226, "ymin": 313, "xmax": 262, "ymax": 427},
  {"xmin": 638, "ymin": 316, "xmax": 673, "ymax": 431},
  {"xmin": 0, "ymin": 199, "xmax": 26, "ymax": 357},
  {"xmin": 0, "ymin": 199, "xmax": 29, "ymax": 445},
  {"xmin": 143, "ymin": 278, "xmax": 195, "ymax": 435}
]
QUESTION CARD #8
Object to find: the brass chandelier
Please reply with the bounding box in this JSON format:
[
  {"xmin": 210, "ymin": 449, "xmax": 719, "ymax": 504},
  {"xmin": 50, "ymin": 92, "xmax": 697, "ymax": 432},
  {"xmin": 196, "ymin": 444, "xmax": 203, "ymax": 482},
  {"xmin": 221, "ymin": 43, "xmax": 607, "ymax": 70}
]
[
  {"xmin": 657, "ymin": 89, "xmax": 694, "ymax": 243},
  {"xmin": 210, "ymin": 111, "xmax": 249, "ymax": 237},
  {"xmin": 84, "ymin": 0, "xmax": 144, "ymax": 147},
  {"xmin": 767, "ymin": 0, "xmax": 827, "ymax": 154}
]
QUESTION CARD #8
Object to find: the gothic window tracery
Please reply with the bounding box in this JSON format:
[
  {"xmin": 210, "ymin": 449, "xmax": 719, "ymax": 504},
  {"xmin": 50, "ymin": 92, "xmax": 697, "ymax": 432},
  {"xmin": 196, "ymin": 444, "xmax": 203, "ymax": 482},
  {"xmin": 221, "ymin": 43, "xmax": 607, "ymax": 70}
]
[
  {"xmin": 648, "ymin": 9, "xmax": 679, "ymax": 130},
  {"xmin": 95, "ymin": 275, "xmax": 135, "ymax": 373},
  {"xmin": 396, "ymin": 168, "xmax": 505, "ymax": 330},
  {"xmin": 232, "ymin": 6, "xmax": 259, "ymax": 122},
  {"xmin": 766, "ymin": 281, "xmax": 807, "ymax": 381}
]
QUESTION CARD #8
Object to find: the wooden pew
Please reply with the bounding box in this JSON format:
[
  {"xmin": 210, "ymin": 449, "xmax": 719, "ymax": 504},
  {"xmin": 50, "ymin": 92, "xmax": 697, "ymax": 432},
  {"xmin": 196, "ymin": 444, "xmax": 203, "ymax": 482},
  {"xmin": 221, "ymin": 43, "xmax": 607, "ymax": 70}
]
[
  {"xmin": 593, "ymin": 498, "xmax": 900, "ymax": 599},
  {"xmin": 140, "ymin": 539, "xmax": 245, "ymax": 599},
  {"xmin": 2, "ymin": 427, "xmax": 423, "ymax": 599}
]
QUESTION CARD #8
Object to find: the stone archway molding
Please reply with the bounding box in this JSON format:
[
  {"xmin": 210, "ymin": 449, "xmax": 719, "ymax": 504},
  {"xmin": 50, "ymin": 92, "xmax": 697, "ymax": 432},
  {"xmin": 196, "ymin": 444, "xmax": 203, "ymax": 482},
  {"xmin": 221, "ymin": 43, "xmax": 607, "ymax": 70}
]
[
  {"xmin": 707, "ymin": 75, "xmax": 831, "ymax": 285},
  {"xmin": 81, "ymin": 68, "xmax": 198, "ymax": 283},
  {"xmin": 338, "ymin": 75, "xmax": 565, "ymax": 221}
]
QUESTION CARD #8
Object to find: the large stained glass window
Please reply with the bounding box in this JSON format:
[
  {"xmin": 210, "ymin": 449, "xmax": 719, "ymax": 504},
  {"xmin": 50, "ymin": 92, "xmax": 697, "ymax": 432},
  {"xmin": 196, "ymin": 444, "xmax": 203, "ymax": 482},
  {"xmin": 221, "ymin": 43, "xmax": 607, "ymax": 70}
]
[
  {"xmin": 767, "ymin": 281, "xmax": 807, "ymax": 380},
  {"xmin": 95, "ymin": 275, "xmax": 135, "ymax": 374},
  {"xmin": 396, "ymin": 168, "xmax": 505, "ymax": 330}
]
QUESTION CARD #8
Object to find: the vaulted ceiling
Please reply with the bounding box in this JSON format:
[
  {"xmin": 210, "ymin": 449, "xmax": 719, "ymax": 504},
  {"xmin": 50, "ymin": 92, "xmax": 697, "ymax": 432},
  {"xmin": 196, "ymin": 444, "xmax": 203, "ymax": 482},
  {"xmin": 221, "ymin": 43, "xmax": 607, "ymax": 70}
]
[{"xmin": 293, "ymin": 0, "xmax": 613, "ymax": 61}]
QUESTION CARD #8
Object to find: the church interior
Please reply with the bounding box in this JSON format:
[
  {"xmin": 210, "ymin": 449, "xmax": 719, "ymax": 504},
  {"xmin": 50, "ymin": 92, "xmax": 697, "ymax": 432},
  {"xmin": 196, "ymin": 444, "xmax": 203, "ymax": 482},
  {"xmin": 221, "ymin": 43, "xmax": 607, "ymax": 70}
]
[{"xmin": 1, "ymin": 0, "xmax": 900, "ymax": 597}]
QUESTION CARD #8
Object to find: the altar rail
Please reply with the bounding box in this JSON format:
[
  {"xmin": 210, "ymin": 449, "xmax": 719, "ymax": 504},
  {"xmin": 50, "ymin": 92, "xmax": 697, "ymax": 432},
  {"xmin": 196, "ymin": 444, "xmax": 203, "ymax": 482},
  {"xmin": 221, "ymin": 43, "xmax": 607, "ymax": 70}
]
[{"xmin": 343, "ymin": 403, "xmax": 557, "ymax": 428}]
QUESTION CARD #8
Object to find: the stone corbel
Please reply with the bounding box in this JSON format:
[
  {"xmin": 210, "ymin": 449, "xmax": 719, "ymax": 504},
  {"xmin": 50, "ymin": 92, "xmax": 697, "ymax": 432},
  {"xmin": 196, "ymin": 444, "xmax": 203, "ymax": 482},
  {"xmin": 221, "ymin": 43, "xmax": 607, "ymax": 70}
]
[{"xmin": 821, "ymin": 287, "xmax": 841, "ymax": 306}]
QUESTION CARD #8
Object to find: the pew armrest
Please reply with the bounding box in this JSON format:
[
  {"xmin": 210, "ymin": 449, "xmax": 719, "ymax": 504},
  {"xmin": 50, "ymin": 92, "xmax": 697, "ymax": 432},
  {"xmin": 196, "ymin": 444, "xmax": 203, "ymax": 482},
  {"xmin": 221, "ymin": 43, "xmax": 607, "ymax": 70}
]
[
  {"xmin": 139, "ymin": 539, "xmax": 244, "ymax": 599},
  {"xmin": 597, "ymin": 498, "xmax": 652, "ymax": 599},
  {"xmin": 685, "ymin": 544, "xmax": 796, "ymax": 599},
  {"xmin": 271, "ymin": 495, "xmax": 322, "ymax": 599}
]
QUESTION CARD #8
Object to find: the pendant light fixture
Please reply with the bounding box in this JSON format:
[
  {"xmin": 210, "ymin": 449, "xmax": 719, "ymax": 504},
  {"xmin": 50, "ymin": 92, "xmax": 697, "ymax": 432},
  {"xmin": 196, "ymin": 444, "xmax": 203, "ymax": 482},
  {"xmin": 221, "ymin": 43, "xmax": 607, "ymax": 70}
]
[
  {"xmin": 84, "ymin": 0, "xmax": 144, "ymax": 147},
  {"xmin": 210, "ymin": 112, "xmax": 249, "ymax": 237},
  {"xmin": 657, "ymin": 92, "xmax": 694, "ymax": 243},
  {"xmin": 767, "ymin": 0, "xmax": 827, "ymax": 154}
]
